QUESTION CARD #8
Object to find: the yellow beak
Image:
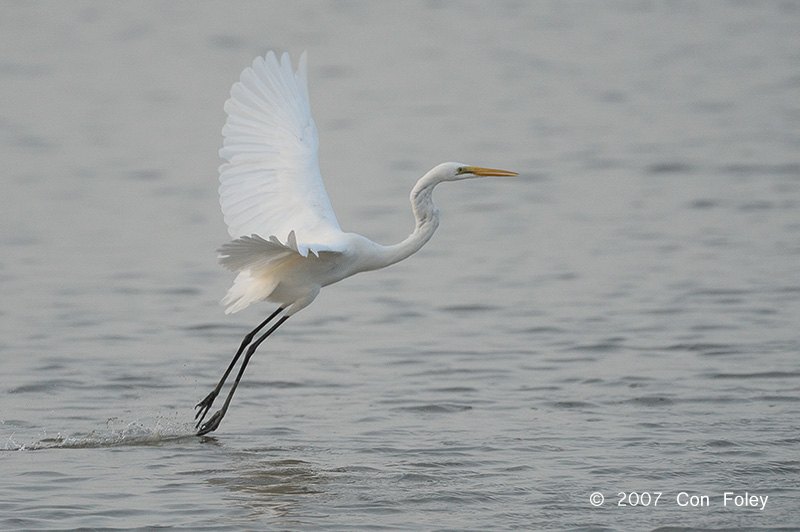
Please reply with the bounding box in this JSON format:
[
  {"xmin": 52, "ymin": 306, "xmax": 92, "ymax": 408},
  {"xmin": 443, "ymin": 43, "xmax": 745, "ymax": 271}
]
[{"xmin": 465, "ymin": 166, "xmax": 519, "ymax": 177}]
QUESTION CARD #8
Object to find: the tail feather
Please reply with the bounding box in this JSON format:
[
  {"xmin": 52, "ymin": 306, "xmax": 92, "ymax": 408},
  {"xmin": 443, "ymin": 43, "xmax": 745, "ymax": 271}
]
[
  {"xmin": 221, "ymin": 270, "xmax": 278, "ymax": 314},
  {"xmin": 216, "ymin": 234, "xmax": 297, "ymax": 313}
]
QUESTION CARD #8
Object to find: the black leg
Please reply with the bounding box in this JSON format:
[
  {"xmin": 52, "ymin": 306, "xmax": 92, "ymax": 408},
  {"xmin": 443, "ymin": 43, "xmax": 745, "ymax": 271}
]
[
  {"xmin": 195, "ymin": 306, "xmax": 284, "ymax": 428},
  {"xmin": 197, "ymin": 314, "xmax": 291, "ymax": 436}
]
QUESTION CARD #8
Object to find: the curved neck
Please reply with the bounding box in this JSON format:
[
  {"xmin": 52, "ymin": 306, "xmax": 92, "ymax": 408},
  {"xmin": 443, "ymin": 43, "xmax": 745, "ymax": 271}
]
[{"xmin": 372, "ymin": 174, "xmax": 441, "ymax": 269}]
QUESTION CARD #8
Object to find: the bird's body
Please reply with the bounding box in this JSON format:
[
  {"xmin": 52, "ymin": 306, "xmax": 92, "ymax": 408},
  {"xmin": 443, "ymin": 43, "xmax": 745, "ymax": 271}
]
[
  {"xmin": 195, "ymin": 51, "xmax": 516, "ymax": 435},
  {"xmin": 219, "ymin": 230, "xmax": 406, "ymax": 314}
]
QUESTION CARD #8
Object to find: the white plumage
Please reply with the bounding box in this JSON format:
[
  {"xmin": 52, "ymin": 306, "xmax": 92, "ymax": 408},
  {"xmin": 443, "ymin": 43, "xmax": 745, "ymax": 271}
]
[
  {"xmin": 217, "ymin": 52, "xmax": 347, "ymax": 314},
  {"xmin": 195, "ymin": 51, "xmax": 516, "ymax": 435}
]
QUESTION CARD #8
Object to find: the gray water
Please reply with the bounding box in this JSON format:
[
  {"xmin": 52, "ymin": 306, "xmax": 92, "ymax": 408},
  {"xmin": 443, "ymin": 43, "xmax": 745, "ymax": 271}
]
[{"xmin": 2, "ymin": 1, "xmax": 799, "ymax": 530}]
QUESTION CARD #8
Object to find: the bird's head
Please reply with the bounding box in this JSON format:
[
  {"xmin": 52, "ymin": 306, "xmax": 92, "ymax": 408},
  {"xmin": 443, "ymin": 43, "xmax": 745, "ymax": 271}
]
[{"xmin": 434, "ymin": 162, "xmax": 518, "ymax": 182}]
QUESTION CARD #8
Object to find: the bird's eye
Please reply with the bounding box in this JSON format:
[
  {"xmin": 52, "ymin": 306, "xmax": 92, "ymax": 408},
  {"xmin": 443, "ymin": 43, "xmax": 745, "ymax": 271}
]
[{"xmin": 456, "ymin": 167, "xmax": 464, "ymax": 174}]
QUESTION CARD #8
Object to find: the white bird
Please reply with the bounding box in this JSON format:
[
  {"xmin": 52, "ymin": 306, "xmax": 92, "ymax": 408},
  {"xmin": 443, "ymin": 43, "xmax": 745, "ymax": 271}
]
[{"xmin": 195, "ymin": 51, "xmax": 517, "ymax": 435}]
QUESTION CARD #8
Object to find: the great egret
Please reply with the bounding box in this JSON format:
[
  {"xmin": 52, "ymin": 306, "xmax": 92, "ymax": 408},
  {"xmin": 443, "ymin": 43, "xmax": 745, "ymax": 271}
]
[{"xmin": 195, "ymin": 51, "xmax": 517, "ymax": 436}]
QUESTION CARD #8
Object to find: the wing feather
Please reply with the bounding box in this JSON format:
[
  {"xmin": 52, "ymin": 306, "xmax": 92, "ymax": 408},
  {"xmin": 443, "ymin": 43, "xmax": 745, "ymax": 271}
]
[{"xmin": 218, "ymin": 51, "xmax": 342, "ymax": 251}]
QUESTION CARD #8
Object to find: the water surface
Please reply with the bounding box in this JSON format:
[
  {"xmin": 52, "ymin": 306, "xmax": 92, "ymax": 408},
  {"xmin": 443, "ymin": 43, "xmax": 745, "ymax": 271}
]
[{"xmin": 2, "ymin": 2, "xmax": 799, "ymax": 531}]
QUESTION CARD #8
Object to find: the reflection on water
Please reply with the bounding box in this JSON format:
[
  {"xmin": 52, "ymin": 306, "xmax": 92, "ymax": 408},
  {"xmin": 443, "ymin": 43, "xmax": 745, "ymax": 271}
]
[{"xmin": 206, "ymin": 453, "xmax": 326, "ymax": 521}]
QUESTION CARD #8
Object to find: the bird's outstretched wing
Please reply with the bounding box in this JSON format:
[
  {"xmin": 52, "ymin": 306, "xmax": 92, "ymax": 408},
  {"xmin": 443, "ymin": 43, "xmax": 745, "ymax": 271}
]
[{"xmin": 218, "ymin": 51, "xmax": 342, "ymax": 256}]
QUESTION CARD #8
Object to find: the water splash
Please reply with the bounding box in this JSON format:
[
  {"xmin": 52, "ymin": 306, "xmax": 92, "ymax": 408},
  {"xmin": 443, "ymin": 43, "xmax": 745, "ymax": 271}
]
[{"xmin": 3, "ymin": 415, "xmax": 197, "ymax": 451}]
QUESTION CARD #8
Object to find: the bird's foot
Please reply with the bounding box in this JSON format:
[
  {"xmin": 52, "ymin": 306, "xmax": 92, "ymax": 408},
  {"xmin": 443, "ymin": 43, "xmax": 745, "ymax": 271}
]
[
  {"xmin": 197, "ymin": 408, "xmax": 225, "ymax": 436},
  {"xmin": 194, "ymin": 390, "xmax": 219, "ymax": 428}
]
